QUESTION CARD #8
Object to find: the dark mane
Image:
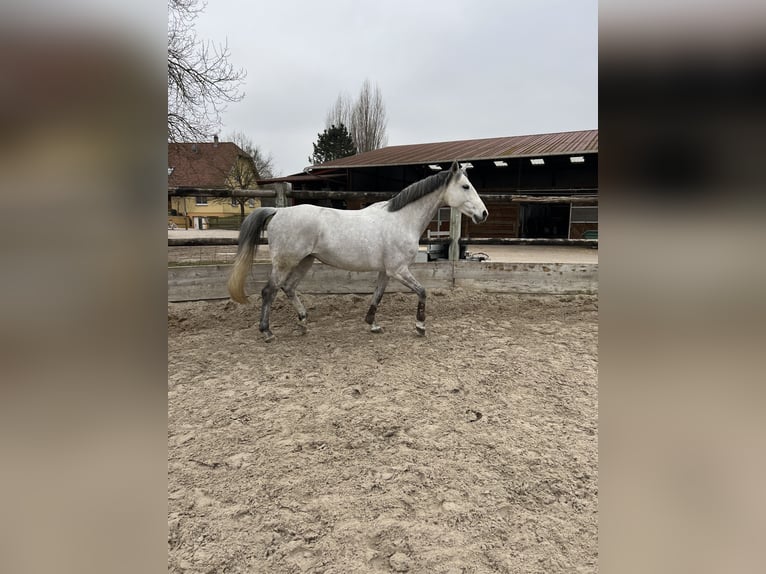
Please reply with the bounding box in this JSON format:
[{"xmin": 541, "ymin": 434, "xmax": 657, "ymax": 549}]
[{"xmin": 387, "ymin": 170, "xmax": 452, "ymax": 212}]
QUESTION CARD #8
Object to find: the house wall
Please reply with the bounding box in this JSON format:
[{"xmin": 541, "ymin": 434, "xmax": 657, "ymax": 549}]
[{"xmin": 168, "ymin": 196, "xmax": 262, "ymax": 218}]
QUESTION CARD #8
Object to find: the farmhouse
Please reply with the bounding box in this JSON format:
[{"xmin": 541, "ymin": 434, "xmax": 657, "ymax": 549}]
[
  {"xmin": 264, "ymin": 129, "xmax": 597, "ymax": 240},
  {"xmin": 168, "ymin": 136, "xmax": 260, "ymax": 229}
]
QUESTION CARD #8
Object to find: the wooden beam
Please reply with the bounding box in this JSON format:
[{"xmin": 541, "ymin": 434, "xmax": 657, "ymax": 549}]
[
  {"xmin": 460, "ymin": 238, "xmax": 597, "ymax": 246},
  {"xmin": 168, "ymin": 187, "xmax": 598, "ymax": 203},
  {"xmin": 168, "ymin": 236, "xmax": 597, "ymax": 247},
  {"xmin": 481, "ymin": 194, "xmax": 598, "ymax": 203},
  {"xmin": 168, "ymin": 261, "xmax": 598, "ymax": 301},
  {"xmin": 169, "ymin": 237, "xmax": 243, "ymax": 247},
  {"xmin": 287, "ymin": 190, "xmax": 395, "ymax": 201},
  {"xmin": 448, "ymin": 207, "xmax": 462, "ymax": 261},
  {"xmin": 168, "ymin": 188, "xmax": 275, "ymax": 198},
  {"xmin": 169, "ymin": 237, "xmax": 443, "ymax": 247},
  {"xmin": 168, "ymin": 188, "xmax": 395, "ymax": 200},
  {"xmin": 274, "ymin": 183, "xmax": 289, "ymax": 207}
]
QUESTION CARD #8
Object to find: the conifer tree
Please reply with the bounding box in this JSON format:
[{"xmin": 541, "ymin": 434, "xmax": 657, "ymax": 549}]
[{"xmin": 309, "ymin": 123, "xmax": 357, "ymax": 165}]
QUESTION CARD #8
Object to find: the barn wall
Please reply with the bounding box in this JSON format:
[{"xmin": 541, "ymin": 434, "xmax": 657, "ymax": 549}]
[
  {"xmin": 285, "ymin": 154, "xmax": 597, "ymax": 240},
  {"xmin": 569, "ymin": 222, "xmax": 599, "ymax": 239},
  {"xmin": 466, "ymin": 203, "xmax": 520, "ymax": 238}
]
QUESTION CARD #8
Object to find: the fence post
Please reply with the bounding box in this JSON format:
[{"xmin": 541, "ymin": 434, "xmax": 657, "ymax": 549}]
[
  {"xmin": 275, "ymin": 183, "xmax": 289, "ymax": 208},
  {"xmin": 448, "ymin": 208, "xmax": 462, "ymax": 261}
]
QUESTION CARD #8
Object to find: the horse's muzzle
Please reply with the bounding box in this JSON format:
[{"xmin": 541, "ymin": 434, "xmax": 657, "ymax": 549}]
[{"xmin": 472, "ymin": 210, "xmax": 488, "ymax": 224}]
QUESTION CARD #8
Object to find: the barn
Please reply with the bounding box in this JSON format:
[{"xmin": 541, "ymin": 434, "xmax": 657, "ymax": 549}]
[{"xmin": 263, "ymin": 129, "xmax": 598, "ymax": 240}]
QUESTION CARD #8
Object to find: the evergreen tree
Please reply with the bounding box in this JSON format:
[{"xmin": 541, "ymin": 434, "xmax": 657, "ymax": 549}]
[{"xmin": 309, "ymin": 123, "xmax": 357, "ymax": 165}]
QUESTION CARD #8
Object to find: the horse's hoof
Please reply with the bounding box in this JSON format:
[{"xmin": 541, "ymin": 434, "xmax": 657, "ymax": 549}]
[
  {"xmin": 415, "ymin": 322, "xmax": 426, "ymax": 336},
  {"xmin": 263, "ymin": 332, "xmax": 276, "ymax": 343},
  {"xmin": 370, "ymin": 324, "xmax": 383, "ymax": 334}
]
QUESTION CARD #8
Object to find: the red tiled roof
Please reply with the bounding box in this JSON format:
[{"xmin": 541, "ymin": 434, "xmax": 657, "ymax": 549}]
[
  {"xmin": 315, "ymin": 129, "xmax": 598, "ymax": 168},
  {"xmin": 168, "ymin": 142, "xmax": 253, "ymax": 188}
]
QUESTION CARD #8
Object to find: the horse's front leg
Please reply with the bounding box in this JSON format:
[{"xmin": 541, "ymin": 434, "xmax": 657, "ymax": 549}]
[
  {"xmin": 365, "ymin": 271, "xmax": 389, "ymax": 333},
  {"xmin": 391, "ymin": 268, "xmax": 427, "ymax": 336}
]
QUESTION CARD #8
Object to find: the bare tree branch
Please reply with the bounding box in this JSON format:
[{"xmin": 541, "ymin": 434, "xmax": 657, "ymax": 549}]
[
  {"xmin": 168, "ymin": 0, "xmax": 245, "ymax": 142},
  {"xmin": 324, "ymin": 80, "xmax": 388, "ymax": 154},
  {"xmin": 206, "ymin": 135, "xmax": 258, "ymax": 219},
  {"xmin": 350, "ymin": 79, "xmax": 388, "ymax": 153},
  {"xmin": 325, "ymin": 92, "xmax": 353, "ymax": 131},
  {"xmin": 227, "ymin": 130, "xmax": 278, "ymax": 179}
]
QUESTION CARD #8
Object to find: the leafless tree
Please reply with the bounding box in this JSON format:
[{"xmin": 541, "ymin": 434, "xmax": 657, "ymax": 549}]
[
  {"xmin": 168, "ymin": 0, "xmax": 245, "ymax": 142},
  {"xmin": 207, "ymin": 139, "xmax": 257, "ymax": 220},
  {"xmin": 325, "ymin": 80, "xmax": 388, "ymax": 153},
  {"xmin": 350, "ymin": 79, "xmax": 388, "ymax": 153},
  {"xmin": 227, "ymin": 131, "xmax": 278, "ymax": 180},
  {"xmin": 225, "ymin": 158, "xmax": 256, "ymax": 220},
  {"xmin": 325, "ymin": 92, "xmax": 353, "ymax": 132}
]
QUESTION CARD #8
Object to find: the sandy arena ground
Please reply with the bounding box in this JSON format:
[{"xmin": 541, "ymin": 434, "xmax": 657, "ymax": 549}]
[{"xmin": 168, "ymin": 289, "xmax": 598, "ymax": 573}]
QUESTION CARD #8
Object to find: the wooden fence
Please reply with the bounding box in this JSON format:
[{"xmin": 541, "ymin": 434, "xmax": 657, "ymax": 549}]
[
  {"xmin": 168, "ymin": 261, "xmax": 598, "ymax": 302},
  {"xmin": 168, "ymin": 187, "xmax": 598, "ymax": 301},
  {"xmin": 168, "ymin": 186, "xmax": 598, "ymax": 252},
  {"xmin": 168, "ymin": 186, "xmax": 598, "ymax": 204}
]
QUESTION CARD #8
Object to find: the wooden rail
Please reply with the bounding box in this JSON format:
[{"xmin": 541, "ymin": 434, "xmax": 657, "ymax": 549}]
[
  {"xmin": 168, "ymin": 188, "xmax": 598, "ymax": 254},
  {"xmin": 168, "ymin": 261, "xmax": 598, "ymax": 301},
  {"xmin": 168, "ymin": 187, "xmax": 597, "ymax": 204},
  {"xmin": 168, "ymin": 237, "xmax": 598, "ymax": 247}
]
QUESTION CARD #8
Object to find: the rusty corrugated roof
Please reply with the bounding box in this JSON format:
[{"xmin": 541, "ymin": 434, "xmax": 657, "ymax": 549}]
[{"xmin": 314, "ymin": 129, "xmax": 598, "ymax": 169}]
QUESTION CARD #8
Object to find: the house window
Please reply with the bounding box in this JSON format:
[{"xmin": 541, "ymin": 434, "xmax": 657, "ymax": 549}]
[
  {"xmin": 231, "ymin": 197, "xmax": 239, "ymax": 207},
  {"xmin": 248, "ymin": 199, "xmax": 255, "ymax": 208},
  {"xmin": 196, "ymin": 196, "xmax": 208, "ymax": 206}
]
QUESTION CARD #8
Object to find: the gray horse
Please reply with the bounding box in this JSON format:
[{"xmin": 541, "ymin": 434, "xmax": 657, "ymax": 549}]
[{"xmin": 228, "ymin": 161, "xmax": 488, "ymax": 341}]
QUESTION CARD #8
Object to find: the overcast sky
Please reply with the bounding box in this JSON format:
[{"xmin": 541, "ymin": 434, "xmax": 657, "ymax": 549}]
[{"xmin": 194, "ymin": 0, "xmax": 597, "ymax": 176}]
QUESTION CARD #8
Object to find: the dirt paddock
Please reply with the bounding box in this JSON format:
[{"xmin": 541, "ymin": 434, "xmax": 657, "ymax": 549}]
[{"xmin": 168, "ymin": 289, "xmax": 598, "ymax": 573}]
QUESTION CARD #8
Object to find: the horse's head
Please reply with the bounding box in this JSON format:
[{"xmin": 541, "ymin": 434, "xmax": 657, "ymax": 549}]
[{"xmin": 443, "ymin": 161, "xmax": 488, "ymax": 224}]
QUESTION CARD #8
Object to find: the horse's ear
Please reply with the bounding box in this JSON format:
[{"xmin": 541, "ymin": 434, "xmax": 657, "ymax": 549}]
[{"xmin": 450, "ymin": 160, "xmax": 460, "ymax": 175}]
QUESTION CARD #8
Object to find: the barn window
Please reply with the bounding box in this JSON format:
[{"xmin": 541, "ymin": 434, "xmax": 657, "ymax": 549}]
[{"xmin": 570, "ymin": 205, "xmax": 598, "ymax": 223}]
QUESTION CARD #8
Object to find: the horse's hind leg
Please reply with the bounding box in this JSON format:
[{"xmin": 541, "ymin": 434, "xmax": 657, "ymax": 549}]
[
  {"xmin": 281, "ymin": 256, "xmax": 314, "ymax": 334},
  {"xmin": 365, "ymin": 271, "xmax": 389, "ymax": 333},
  {"xmin": 391, "ymin": 267, "xmax": 427, "ymax": 336},
  {"xmin": 259, "ymin": 276, "xmax": 279, "ymax": 342}
]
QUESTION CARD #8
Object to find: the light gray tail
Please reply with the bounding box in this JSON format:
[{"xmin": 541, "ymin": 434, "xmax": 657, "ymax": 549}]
[{"xmin": 227, "ymin": 207, "xmax": 277, "ymax": 303}]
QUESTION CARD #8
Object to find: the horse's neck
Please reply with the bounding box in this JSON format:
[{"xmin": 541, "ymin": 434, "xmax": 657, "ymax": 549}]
[{"xmin": 400, "ymin": 189, "xmax": 446, "ymax": 236}]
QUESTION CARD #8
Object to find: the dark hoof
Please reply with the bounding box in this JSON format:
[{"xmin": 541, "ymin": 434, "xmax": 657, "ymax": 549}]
[{"xmin": 263, "ymin": 331, "xmax": 275, "ymax": 343}]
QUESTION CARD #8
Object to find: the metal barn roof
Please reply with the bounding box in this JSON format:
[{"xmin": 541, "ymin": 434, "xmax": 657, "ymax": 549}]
[{"xmin": 314, "ymin": 129, "xmax": 598, "ymax": 169}]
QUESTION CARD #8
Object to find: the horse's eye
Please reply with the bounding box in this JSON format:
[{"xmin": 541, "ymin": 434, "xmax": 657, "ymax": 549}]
[{"xmin": 462, "ymin": 184, "xmax": 469, "ymax": 190}]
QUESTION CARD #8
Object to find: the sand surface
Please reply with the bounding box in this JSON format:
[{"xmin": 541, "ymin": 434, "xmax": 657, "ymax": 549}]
[{"xmin": 168, "ymin": 289, "xmax": 598, "ymax": 573}]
